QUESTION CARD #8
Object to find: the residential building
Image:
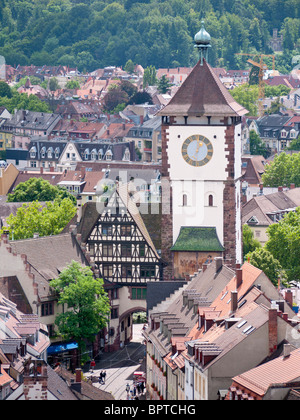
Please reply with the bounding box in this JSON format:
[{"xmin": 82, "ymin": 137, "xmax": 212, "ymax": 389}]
[
  {"xmin": 126, "ymin": 115, "xmax": 162, "ymax": 162},
  {"xmin": 228, "ymin": 345, "xmax": 300, "ymax": 400},
  {"xmin": 0, "ymin": 292, "xmax": 50, "ymax": 400},
  {"xmin": 1, "ymin": 110, "xmax": 61, "ymax": 150},
  {"xmin": 144, "ymin": 258, "xmax": 236, "ymax": 400},
  {"xmin": 145, "ymin": 259, "xmax": 296, "ymax": 400},
  {"xmin": 56, "ymin": 101, "xmax": 97, "ymax": 121},
  {"xmin": 77, "ymin": 183, "xmax": 164, "ymax": 351},
  {"xmin": 27, "ymin": 138, "xmax": 136, "ymax": 172},
  {"xmin": 242, "ymin": 186, "xmax": 300, "ymax": 246},
  {"xmin": 0, "ymin": 232, "xmax": 90, "ymax": 368}
]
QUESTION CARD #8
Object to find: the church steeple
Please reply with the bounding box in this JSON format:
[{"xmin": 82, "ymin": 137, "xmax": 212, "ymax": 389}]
[{"xmin": 194, "ymin": 20, "xmax": 211, "ymax": 65}]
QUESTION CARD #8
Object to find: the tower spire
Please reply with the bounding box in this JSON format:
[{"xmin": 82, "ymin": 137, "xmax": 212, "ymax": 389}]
[{"xmin": 194, "ymin": 20, "xmax": 211, "ymax": 65}]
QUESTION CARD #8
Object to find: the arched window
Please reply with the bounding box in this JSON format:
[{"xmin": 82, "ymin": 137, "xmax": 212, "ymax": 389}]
[
  {"xmin": 183, "ymin": 194, "xmax": 188, "ymax": 207},
  {"xmin": 208, "ymin": 194, "xmax": 214, "ymax": 207}
]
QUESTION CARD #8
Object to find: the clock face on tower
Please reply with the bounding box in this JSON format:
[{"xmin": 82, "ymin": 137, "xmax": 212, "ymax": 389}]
[{"xmin": 181, "ymin": 135, "xmax": 213, "ymax": 167}]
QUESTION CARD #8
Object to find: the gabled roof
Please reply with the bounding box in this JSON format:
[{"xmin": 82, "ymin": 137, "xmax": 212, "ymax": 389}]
[
  {"xmin": 158, "ymin": 58, "xmax": 248, "ymax": 117},
  {"xmin": 232, "ymin": 347, "xmax": 300, "ymax": 397}
]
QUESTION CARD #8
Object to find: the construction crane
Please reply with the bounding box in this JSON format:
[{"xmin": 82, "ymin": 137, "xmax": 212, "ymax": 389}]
[{"xmin": 235, "ymin": 53, "xmax": 275, "ymax": 117}]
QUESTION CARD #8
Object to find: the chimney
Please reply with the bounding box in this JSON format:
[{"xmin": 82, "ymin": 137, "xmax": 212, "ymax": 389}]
[
  {"xmin": 231, "ymin": 290, "xmax": 238, "ymax": 313},
  {"xmin": 268, "ymin": 308, "xmax": 278, "ymax": 355},
  {"xmin": 278, "ymin": 186, "xmax": 283, "ymax": 192},
  {"xmin": 236, "ymin": 268, "xmax": 243, "ymax": 289},
  {"xmin": 215, "ymin": 257, "xmax": 223, "ymax": 273},
  {"xmin": 283, "ymin": 344, "xmax": 291, "ymax": 358},
  {"xmin": 80, "ymin": 166, "xmax": 85, "ymax": 180},
  {"xmin": 285, "ymin": 289, "xmax": 293, "ymax": 308},
  {"xmin": 290, "ymin": 183, "xmax": 295, "ymax": 189},
  {"xmin": 40, "ymin": 167, "xmax": 43, "ymax": 174},
  {"xmin": 70, "ymin": 368, "xmax": 82, "ymax": 393}
]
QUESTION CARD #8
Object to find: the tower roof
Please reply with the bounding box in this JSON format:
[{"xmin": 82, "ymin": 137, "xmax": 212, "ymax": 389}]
[{"xmin": 158, "ymin": 58, "xmax": 248, "ymax": 118}]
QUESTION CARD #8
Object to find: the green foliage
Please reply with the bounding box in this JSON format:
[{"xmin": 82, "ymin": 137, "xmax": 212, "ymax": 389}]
[
  {"xmin": 0, "ymin": 0, "xmax": 298, "ymax": 71},
  {"xmin": 262, "ymin": 153, "xmax": 300, "ymax": 188},
  {"xmin": 50, "ymin": 261, "xmax": 110, "ymax": 365},
  {"xmin": 242, "ymin": 224, "xmax": 261, "ymax": 258},
  {"xmin": 0, "ymin": 91, "xmax": 51, "ymax": 113},
  {"xmin": 7, "ymin": 177, "xmax": 76, "ymax": 204},
  {"xmin": 246, "ymin": 247, "xmax": 284, "ymax": 287},
  {"xmin": 65, "ymin": 80, "xmax": 80, "ymax": 89},
  {"xmin": 266, "ymin": 207, "xmax": 300, "ymax": 282},
  {"xmin": 231, "ymin": 84, "xmax": 259, "ymax": 116},
  {"xmin": 0, "ymin": 81, "xmax": 12, "ymax": 98},
  {"xmin": 249, "ymin": 130, "xmax": 268, "ymax": 158},
  {"xmin": 157, "ymin": 74, "xmax": 173, "ymax": 94},
  {"xmin": 0, "ymin": 198, "xmax": 76, "ymax": 240}
]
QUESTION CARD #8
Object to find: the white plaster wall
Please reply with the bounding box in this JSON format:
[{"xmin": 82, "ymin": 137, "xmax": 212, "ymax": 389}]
[{"xmin": 167, "ymin": 125, "xmax": 228, "ymax": 245}]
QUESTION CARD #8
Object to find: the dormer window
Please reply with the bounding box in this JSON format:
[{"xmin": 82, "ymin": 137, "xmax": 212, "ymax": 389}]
[
  {"xmin": 30, "ymin": 146, "xmax": 37, "ymax": 159},
  {"xmin": 106, "ymin": 150, "xmax": 113, "ymax": 161},
  {"xmin": 47, "ymin": 147, "xmax": 53, "ymax": 159},
  {"xmin": 281, "ymin": 130, "xmax": 287, "ymax": 138}
]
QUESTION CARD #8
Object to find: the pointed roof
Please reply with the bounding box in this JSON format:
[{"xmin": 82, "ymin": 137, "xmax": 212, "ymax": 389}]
[{"xmin": 158, "ymin": 58, "xmax": 248, "ymax": 117}]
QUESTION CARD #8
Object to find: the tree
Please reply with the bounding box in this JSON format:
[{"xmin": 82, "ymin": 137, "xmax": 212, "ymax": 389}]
[
  {"xmin": 50, "ymin": 261, "xmax": 110, "ymax": 366},
  {"xmin": 288, "ymin": 135, "xmax": 300, "ymax": 151},
  {"xmin": 1, "ymin": 199, "xmax": 76, "ymax": 240},
  {"xmin": 249, "ymin": 130, "xmax": 268, "ymax": 158},
  {"xmin": 231, "ymin": 84, "xmax": 259, "ymax": 116},
  {"xmin": 246, "ymin": 247, "xmax": 285, "ymax": 287},
  {"xmin": 49, "ymin": 77, "xmax": 60, "ymax": 92},
  {"xmin": 262, "ymin": 152, "xmax": 300, "ymax": 188},
  {"xmin": 143, "ymin": 65, "xmax": 157, "ymax": 88},
  {"xmin": 103, "ymin": 87, "xmax": 129, "ymax": 113},
  {"xmin": 65, "ymin": 80, "xmax": 81, "ymax": 89},
  {"xmin": 157, "ymin": 74, "xmax": 173, "ymax": 94},
  {"xmin": 0, "ymin": 81, "xmax": 12, "ymax": 98},
  {"xmin": 7, "ymin": 178, "xmax": 76, "ymax": 204},
  {"xmin": 266, "ymin": 207, "xmax": 300, "ymax": 282},
  {"xmin": 242, "ymin": 224, "xmax": 261, "ymax": 258},
  {"xmin": 124, "ymin": 59, "xmax": 135, "ymax": 74}
]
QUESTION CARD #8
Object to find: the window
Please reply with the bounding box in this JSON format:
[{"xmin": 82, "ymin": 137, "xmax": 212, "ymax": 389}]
[
  {"xmin": 121, "ymin": 244, "xmax": 131, "ymax": 257},
  {"xmin": 208, "ymin": 194, "xmax": 214, "ymax": 207},
  {"xmin": 41, "ymin": 302, "xmax": 54, "ymax": 317},
  {"xmin": 139, "ymin": 244, "xmax": 145, "ymax": 257},
  {"xmin": 121, "ymin": 225, "xmax": 131, "ymax": 236},
  {"xmin": 122, "ymin": 265, "xmax": 132, "ymax": 278},
  {"xmin": 132, "ymin": 287, "xmax": 147, "ymax": 300},
  {"xmin": 102, "ymin": 225, "xmax": 112, "ymax": 236},
  {"xmin": 103, "ymin": 265, "xmax": 113, "ymax": 278},
  {"xmin": 183, "ymin": 194, "xmax": 188, "ymax": 207},
  {"xmin": 102, "ymin": 244, "xmax": 113, "ymax": 257},
  {"xmin": 140, "ymin": 265, "xmax": 156, "ymax": 278},
  {"xmin": 111, "ymin": 308, "xmax": 118, "ymax": 319}
]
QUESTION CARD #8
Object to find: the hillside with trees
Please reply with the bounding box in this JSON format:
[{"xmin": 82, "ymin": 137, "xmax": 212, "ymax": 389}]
[{"xmin": 0, "ymin": 0, "xmax": 298, "ymax": 72}]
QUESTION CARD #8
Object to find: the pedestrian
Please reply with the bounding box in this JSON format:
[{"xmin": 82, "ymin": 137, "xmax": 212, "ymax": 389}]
[
  {"xmin": 140, "ymin": 381, "xmax": 144, "ymax": 394},
  {"xmin": 99, "ymin": 371, "xmax": 103, "ymax": 384},
  {"xmin": 133, "ymin": 386, "xmax": 136, "ymax": 397},
  {"xmin": 90, "ymin": 359, "xmax": 96, "ymax": 372},
  {"xmin": 102, "ymin": 370, "xmax": 106, "ymax": 384},
  {"xmin": 136, "ymin": 383, "xmax": 140, "ymax": 394}
]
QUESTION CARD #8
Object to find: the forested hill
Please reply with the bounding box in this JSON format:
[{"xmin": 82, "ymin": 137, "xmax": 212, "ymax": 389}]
[{"xmin": 0, "ymin": 0, "xmax": 298, "ymax": 72}]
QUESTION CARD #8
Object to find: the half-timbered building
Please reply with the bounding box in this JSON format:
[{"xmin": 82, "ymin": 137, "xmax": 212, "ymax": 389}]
[{"xmin": 77, "ymin": 182, "xmax": 164, "ymax": 351}]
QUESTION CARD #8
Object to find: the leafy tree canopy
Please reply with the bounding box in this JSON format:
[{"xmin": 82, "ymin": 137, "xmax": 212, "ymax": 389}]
[
  {"xmin": 1, "ymin": 198, "xmax": 76, "ymax": 240},
  {"xmin": 50, "ymin": 261, "xmax": 110, "ymax": 365},
  {"xmin": 246, "ymin": 247, "xmax": 285, "ymax": 287},
  {"xmin": 242, "ymin": 224, "xmax": 261, "ymax": 258},
  {"xmin": 262, "ymin": 152, "xmax": 300, "ymax": 188},
  {"xmin": 266, "ymin": 207, "xmax": 300, "ymax": 282},
  {"xmin": 7, "ymin": 177, "xmax": 76, "ymax": 204},
  {"xmin": 0, "ymin": 0, "xmax": 298, "ymax": 72}
]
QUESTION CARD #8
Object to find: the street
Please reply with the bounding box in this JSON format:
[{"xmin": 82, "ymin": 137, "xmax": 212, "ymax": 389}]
[{"xmin": 84, "ymin": 324, "xmax": 146, "ymax": 400}]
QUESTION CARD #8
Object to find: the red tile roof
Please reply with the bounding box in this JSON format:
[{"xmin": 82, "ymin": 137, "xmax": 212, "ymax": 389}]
[{"xmin": 232, "ymin": 347, "xmax": 300, "ymax": 397}]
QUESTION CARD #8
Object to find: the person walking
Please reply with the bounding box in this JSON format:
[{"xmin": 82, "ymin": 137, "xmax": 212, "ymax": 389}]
[
  {"xmin": 102, "ymin": 370, "xmax": 106, "ymax": 384},
  {"xmin": 90, "ymin": 359, "xmax": 96, "ymax": 372}
]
